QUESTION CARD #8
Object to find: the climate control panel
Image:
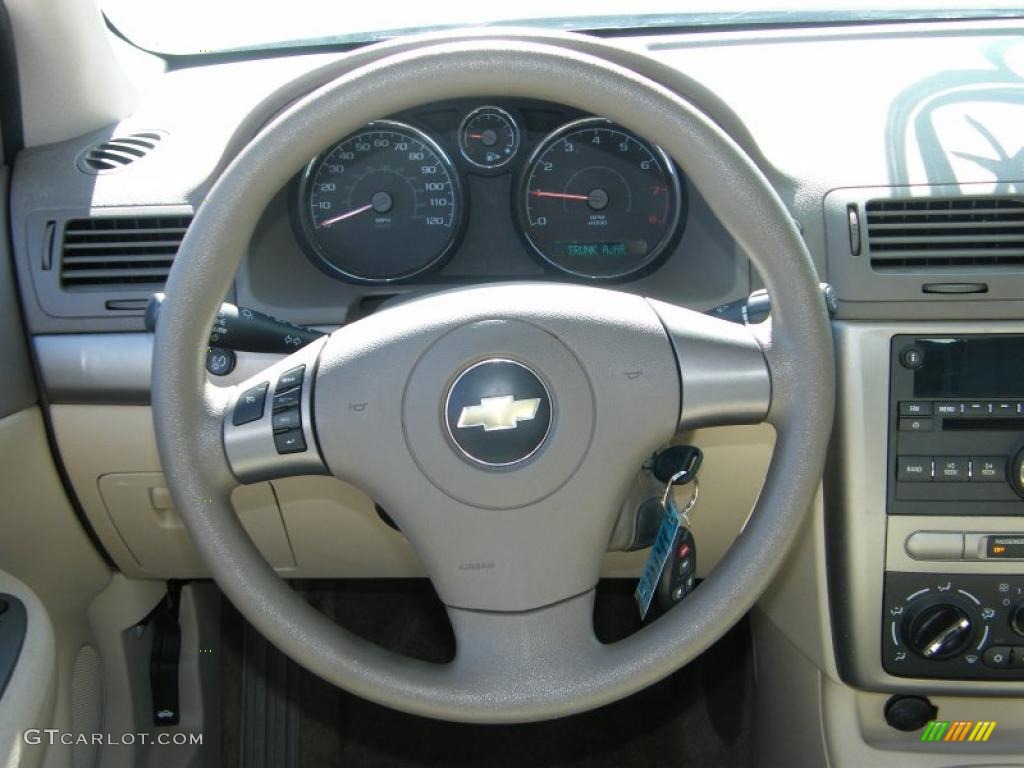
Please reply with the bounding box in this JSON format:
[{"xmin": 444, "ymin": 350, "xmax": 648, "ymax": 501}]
[{"xmin": 884, "ymin": 571, "xmax": 1024, "ymax": 679}]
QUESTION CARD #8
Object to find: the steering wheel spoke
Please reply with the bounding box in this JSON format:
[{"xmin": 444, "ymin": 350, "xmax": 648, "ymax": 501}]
[
  {"xmin": 222, "ymin": 337, "xmax": 329, "ymax": 483},
  {"xmin": 649, "ymin": 300, "xmax": 772, "ymax": 431},
  {"xmin": 443, "ymin": 591, "xmax": 604, "ymax": 707}
]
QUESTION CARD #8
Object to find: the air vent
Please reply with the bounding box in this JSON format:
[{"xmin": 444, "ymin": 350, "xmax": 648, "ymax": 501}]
[
  {"xmin": 60, "ymin": 215, "xmax": 192, "ymax": 289},
  {"xmin": 866, "ymin": 196, "xmax": 1024, "ymax": 270},
  {"xmin": 76, "ymin": 131, "xmax": 165, "ymax": 173}
]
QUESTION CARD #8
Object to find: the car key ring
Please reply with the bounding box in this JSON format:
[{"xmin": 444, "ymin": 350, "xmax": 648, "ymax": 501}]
[
  {"xmin": 661, "ymin": 472, "xmax": 699, "ymax": 527},
  {"xmin": 677, "ymin": 478, "xmax": 699, "ymax": 529}
]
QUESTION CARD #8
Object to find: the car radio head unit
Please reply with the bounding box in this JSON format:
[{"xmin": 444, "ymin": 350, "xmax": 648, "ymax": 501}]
[{"xmin": 889, "ymin": 335, "xmax": 1024, "ymax": 516}]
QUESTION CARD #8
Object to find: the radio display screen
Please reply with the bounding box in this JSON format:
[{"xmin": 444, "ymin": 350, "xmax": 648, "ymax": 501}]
[{"xmin": 914, "ymin": 336, "xmax": 1024, "ymax": 398}]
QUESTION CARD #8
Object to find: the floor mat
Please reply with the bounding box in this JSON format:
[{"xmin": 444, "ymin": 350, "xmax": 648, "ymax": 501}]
[{"xmin": 219, "ymin": 580, "xmax": 753, "ymax": 768}]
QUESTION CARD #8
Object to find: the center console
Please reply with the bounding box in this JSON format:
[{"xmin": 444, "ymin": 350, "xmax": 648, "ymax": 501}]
[
  {"xmin": 830, "ymin": 324, "xmax": 1024, "ymax": 694},
  {"xmin": 883, "ymin": 335, "xmax": 1024, "ymax": 681}
]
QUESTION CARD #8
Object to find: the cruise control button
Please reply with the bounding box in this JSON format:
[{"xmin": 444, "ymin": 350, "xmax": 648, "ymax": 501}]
[
  {"xmin": 272, "ymin": 407, "xmax": 301, "ymax": 432},
  {"xmin": 982, "ymin": 646, "xmax": 1012, "ymax": 669},
  {"xmin": 274, "ymin": 429, "xmax": 306, "ymax": 454},
  {"xmin": 972, "ymin": 456, "xmax": 1006, "ymax": 483},
  {"xmin": 277, "ymin": 365, "xmax": 305, "ymax": 392},
  {"xmin": 899, "ymin": 417, "xmax": 933, "ymax": 432},
  {"xmin": 935, "ymin": 457, "xmax": 969, "ymax": 482},
  {"xmin": 897, "ymin": 457, "xmax": 932, "ymax": 482},
  {"xmin": 899, "ymin": 401, "xmax": 932, "ymax": 417},
  {"xmin": 232, "ymin": 382, "xmax": 269, "ymax": 426}
]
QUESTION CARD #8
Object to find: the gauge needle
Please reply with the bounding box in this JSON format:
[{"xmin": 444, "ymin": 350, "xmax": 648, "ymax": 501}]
[
  {"xmin": 318, "ymin": 202, "xmax": 374, "ymax": 228},
  {"xmin": 529, "ymin": 190, "xmax": 590, "ymax": 201}
]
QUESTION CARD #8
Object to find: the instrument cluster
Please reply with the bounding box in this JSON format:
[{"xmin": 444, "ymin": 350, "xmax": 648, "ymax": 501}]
[{"xmin": 293, "ymin": 99, "xmax": 687, "ymax": 284}]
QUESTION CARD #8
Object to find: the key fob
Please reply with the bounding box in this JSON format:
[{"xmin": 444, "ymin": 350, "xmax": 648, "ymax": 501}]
[{"xmin": 656, "ymin": 527, "xmax": 696, "ymax": 611}]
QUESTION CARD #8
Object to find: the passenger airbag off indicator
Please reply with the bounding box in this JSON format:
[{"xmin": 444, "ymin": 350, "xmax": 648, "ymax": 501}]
[{"xmin": 986, "ymin": 536, "xmax": 1024, "ymax": 559}]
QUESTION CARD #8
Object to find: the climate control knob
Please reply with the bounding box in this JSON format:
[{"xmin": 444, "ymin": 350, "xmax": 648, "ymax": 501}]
[
  {"xmin": 1009, "ymin": 602, "xmax": 1024, "ymax": 637},
  {"xmin": 904, "ymin": 604, "xmax": 973, "ymax": 660}
]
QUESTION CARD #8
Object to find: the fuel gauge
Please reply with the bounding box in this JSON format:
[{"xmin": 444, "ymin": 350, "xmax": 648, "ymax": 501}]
[{"xmin": 458, "ymin": 106, "xmax": 519, "ymax": 169}]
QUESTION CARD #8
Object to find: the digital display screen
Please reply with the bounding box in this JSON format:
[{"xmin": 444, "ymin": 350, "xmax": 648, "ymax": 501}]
[
  {"xmin": 552, "ymin": 240, "xmax": 647, "ymax": 259},
  {"xmin": 912, "ymin": 337, "xmax": 1024, "ymax": 398}
]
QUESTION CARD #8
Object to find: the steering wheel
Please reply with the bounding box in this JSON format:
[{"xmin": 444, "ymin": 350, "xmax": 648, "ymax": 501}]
[{"xmin": 152, "ymin": 35, "xmax": 834, "ymax": 723}]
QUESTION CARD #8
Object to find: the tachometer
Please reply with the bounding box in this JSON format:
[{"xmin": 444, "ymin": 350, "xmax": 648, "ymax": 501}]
[
  {"xmin": 518, "ymin": 118, "xmax": 683, "ymax": 279},
  {"xmin": 299, "ymin": 120, "xmax": 462, "ymax": 283}
]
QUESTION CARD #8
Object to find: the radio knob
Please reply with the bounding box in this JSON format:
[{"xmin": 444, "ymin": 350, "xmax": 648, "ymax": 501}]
[
  {"xmin": 1011, "ymin": 448, "xmax": 1024, "ymax": 499},
  {"xmin": 904, "ymin": 603, "xmax": 973, "ymax": 660}
]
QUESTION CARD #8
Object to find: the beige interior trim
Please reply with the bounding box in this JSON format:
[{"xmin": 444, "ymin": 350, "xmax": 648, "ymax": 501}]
[
  {"xmin": 0, "ymin": 407, "xmax": 111, "ymax": 768},
  {"xmin": 50, "ymin": 405, "xmax": 770, "ymax": 579}
]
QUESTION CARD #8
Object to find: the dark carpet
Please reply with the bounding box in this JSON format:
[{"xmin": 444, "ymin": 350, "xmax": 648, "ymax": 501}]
[{"xmin": 218, "ymin": 580, "xmax": 753, "ymax": 768}]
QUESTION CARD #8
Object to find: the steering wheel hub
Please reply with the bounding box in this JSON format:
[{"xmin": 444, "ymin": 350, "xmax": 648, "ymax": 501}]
[{"xmin": 395, "ymin": 313, "xmax": 598, "ymax": 510}]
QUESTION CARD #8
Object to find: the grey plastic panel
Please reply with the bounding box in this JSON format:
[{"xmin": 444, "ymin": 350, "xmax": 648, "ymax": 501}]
[
  {"xmin": 829, "ymin": 320, "xmax": 1024, "ymax": 696},
  {"xmin": 34, "ymin": 332, "xmax": 293, "ymax": 404},
  {"xmin": 825, "ymin": 182, "xmax": 1024, "ymax": 305},
  {"xmin": 0, "ymin": 168, "xmax": 36, "ymax": 417},
  {"xmin": 649, "ymin": 299, "xmax": 770, "ymax": 429},
  {"xmin": 19, "ymin": 204, "xmax": 193, "ymax": 321},
  {"xmin": 34, "ymin": 333, "xmax": 153, "ymax": 404}
]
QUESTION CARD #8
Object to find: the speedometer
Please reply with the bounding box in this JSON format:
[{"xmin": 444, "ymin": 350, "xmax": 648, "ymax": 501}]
[
  {"xmin": 298, "ymin": 120, "xmax": 462, "ymax": 283},
  {"xmin": 518, "ymin": 119, "xmax": 683, "ymax": 280}
]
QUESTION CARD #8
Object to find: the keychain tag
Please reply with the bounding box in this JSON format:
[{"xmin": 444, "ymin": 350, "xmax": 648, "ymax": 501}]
[{"xmin": 635, "ymin": 494, "xmax": 683, "ymax": 620}]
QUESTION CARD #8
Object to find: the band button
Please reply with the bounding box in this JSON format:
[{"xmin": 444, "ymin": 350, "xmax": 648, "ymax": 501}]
[{"xmin": 897, "ymin": 457, "xmax": 932, "ymax": 482}]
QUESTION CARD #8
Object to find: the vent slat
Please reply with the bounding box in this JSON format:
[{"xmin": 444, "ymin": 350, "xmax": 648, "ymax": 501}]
[
  {"xmin": 868, "ymin": 220, "xmax": 1024, "ymax": 230},
  {"xmin": 866, "ymin": 195, "xmax": 1024, "ymax": 271},
  {"xmin": 61, "ymin": 254, "xmax": 177, "ymax": 266},
  {"xmin": 870, "ymin": 233, "xmax": 1024, "ymax": 246},
  {"xmin": 868, "ymin": 248, "xmax": 1024, "ymax": 260},
  {"xmin": 60, "ymin": 215, "xmax": 192, "ymax": 290},
  {"xmin": 77, "ymin": 131, "xmax": 165, "ymax": 174},
  {"xmin": 63, "ymin": 240, "xmax": 185, "ymax": 251},
  {"xmin": 62, "ymin": 266, "xmax": 173, "ymax": 280},
  {"xmin": 867, "ymin": 208, "xmax": 1024, "ymax": 219},
  {"xmin": 64, "ymin": 227, "xmax": 190, "ymax": 238}
]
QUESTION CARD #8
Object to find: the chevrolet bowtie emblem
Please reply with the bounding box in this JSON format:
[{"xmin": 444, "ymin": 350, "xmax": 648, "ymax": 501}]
[{"xmin": 457, "ymin": 395, "xmax": 541, "ymax": 432}]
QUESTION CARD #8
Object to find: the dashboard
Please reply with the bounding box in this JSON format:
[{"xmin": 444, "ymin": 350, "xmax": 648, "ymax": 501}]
[
  {"xmin": 9, "ymin": 20, "xmax": 1024, "ymax": 755},
  {"xmin": 293, "ymin": 100, "xmax": 686, "ymax": 284}
]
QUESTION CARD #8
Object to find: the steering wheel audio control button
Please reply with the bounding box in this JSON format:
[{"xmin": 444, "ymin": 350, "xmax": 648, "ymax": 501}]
[
  {"xmin": 277, "ymin": 366, "xmax": 306, "ymax": 392},
  {"xmin": 273, "ymin": 388, "xmax": 301, "ymax": 411},
  {"xmin": 232, "ymin": 382, "xmax": 269, "ymax": 426},
  {"xmin": 272, "ymin": 407, "xmax": 301, "ymax": 432},
  {"xmin": 274, "ymin": 429, "xmax": 306, "ymax": 454}
]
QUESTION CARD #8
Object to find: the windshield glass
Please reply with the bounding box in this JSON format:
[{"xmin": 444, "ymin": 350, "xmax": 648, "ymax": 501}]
[{"xmin": 103, "ymin": 0, "xmax": 1023, "ymax": 56}]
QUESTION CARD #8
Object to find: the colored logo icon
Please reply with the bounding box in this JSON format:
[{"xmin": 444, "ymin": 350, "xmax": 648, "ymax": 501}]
[{"xmin": 921, "ymin": 720, "xmax": 996, "ymax": 742}]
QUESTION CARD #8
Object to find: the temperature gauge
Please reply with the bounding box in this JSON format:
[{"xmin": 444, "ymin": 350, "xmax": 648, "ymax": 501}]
[{"xmin": 458, "ymin": 106, "xmax": 519, "ymax": 169}]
